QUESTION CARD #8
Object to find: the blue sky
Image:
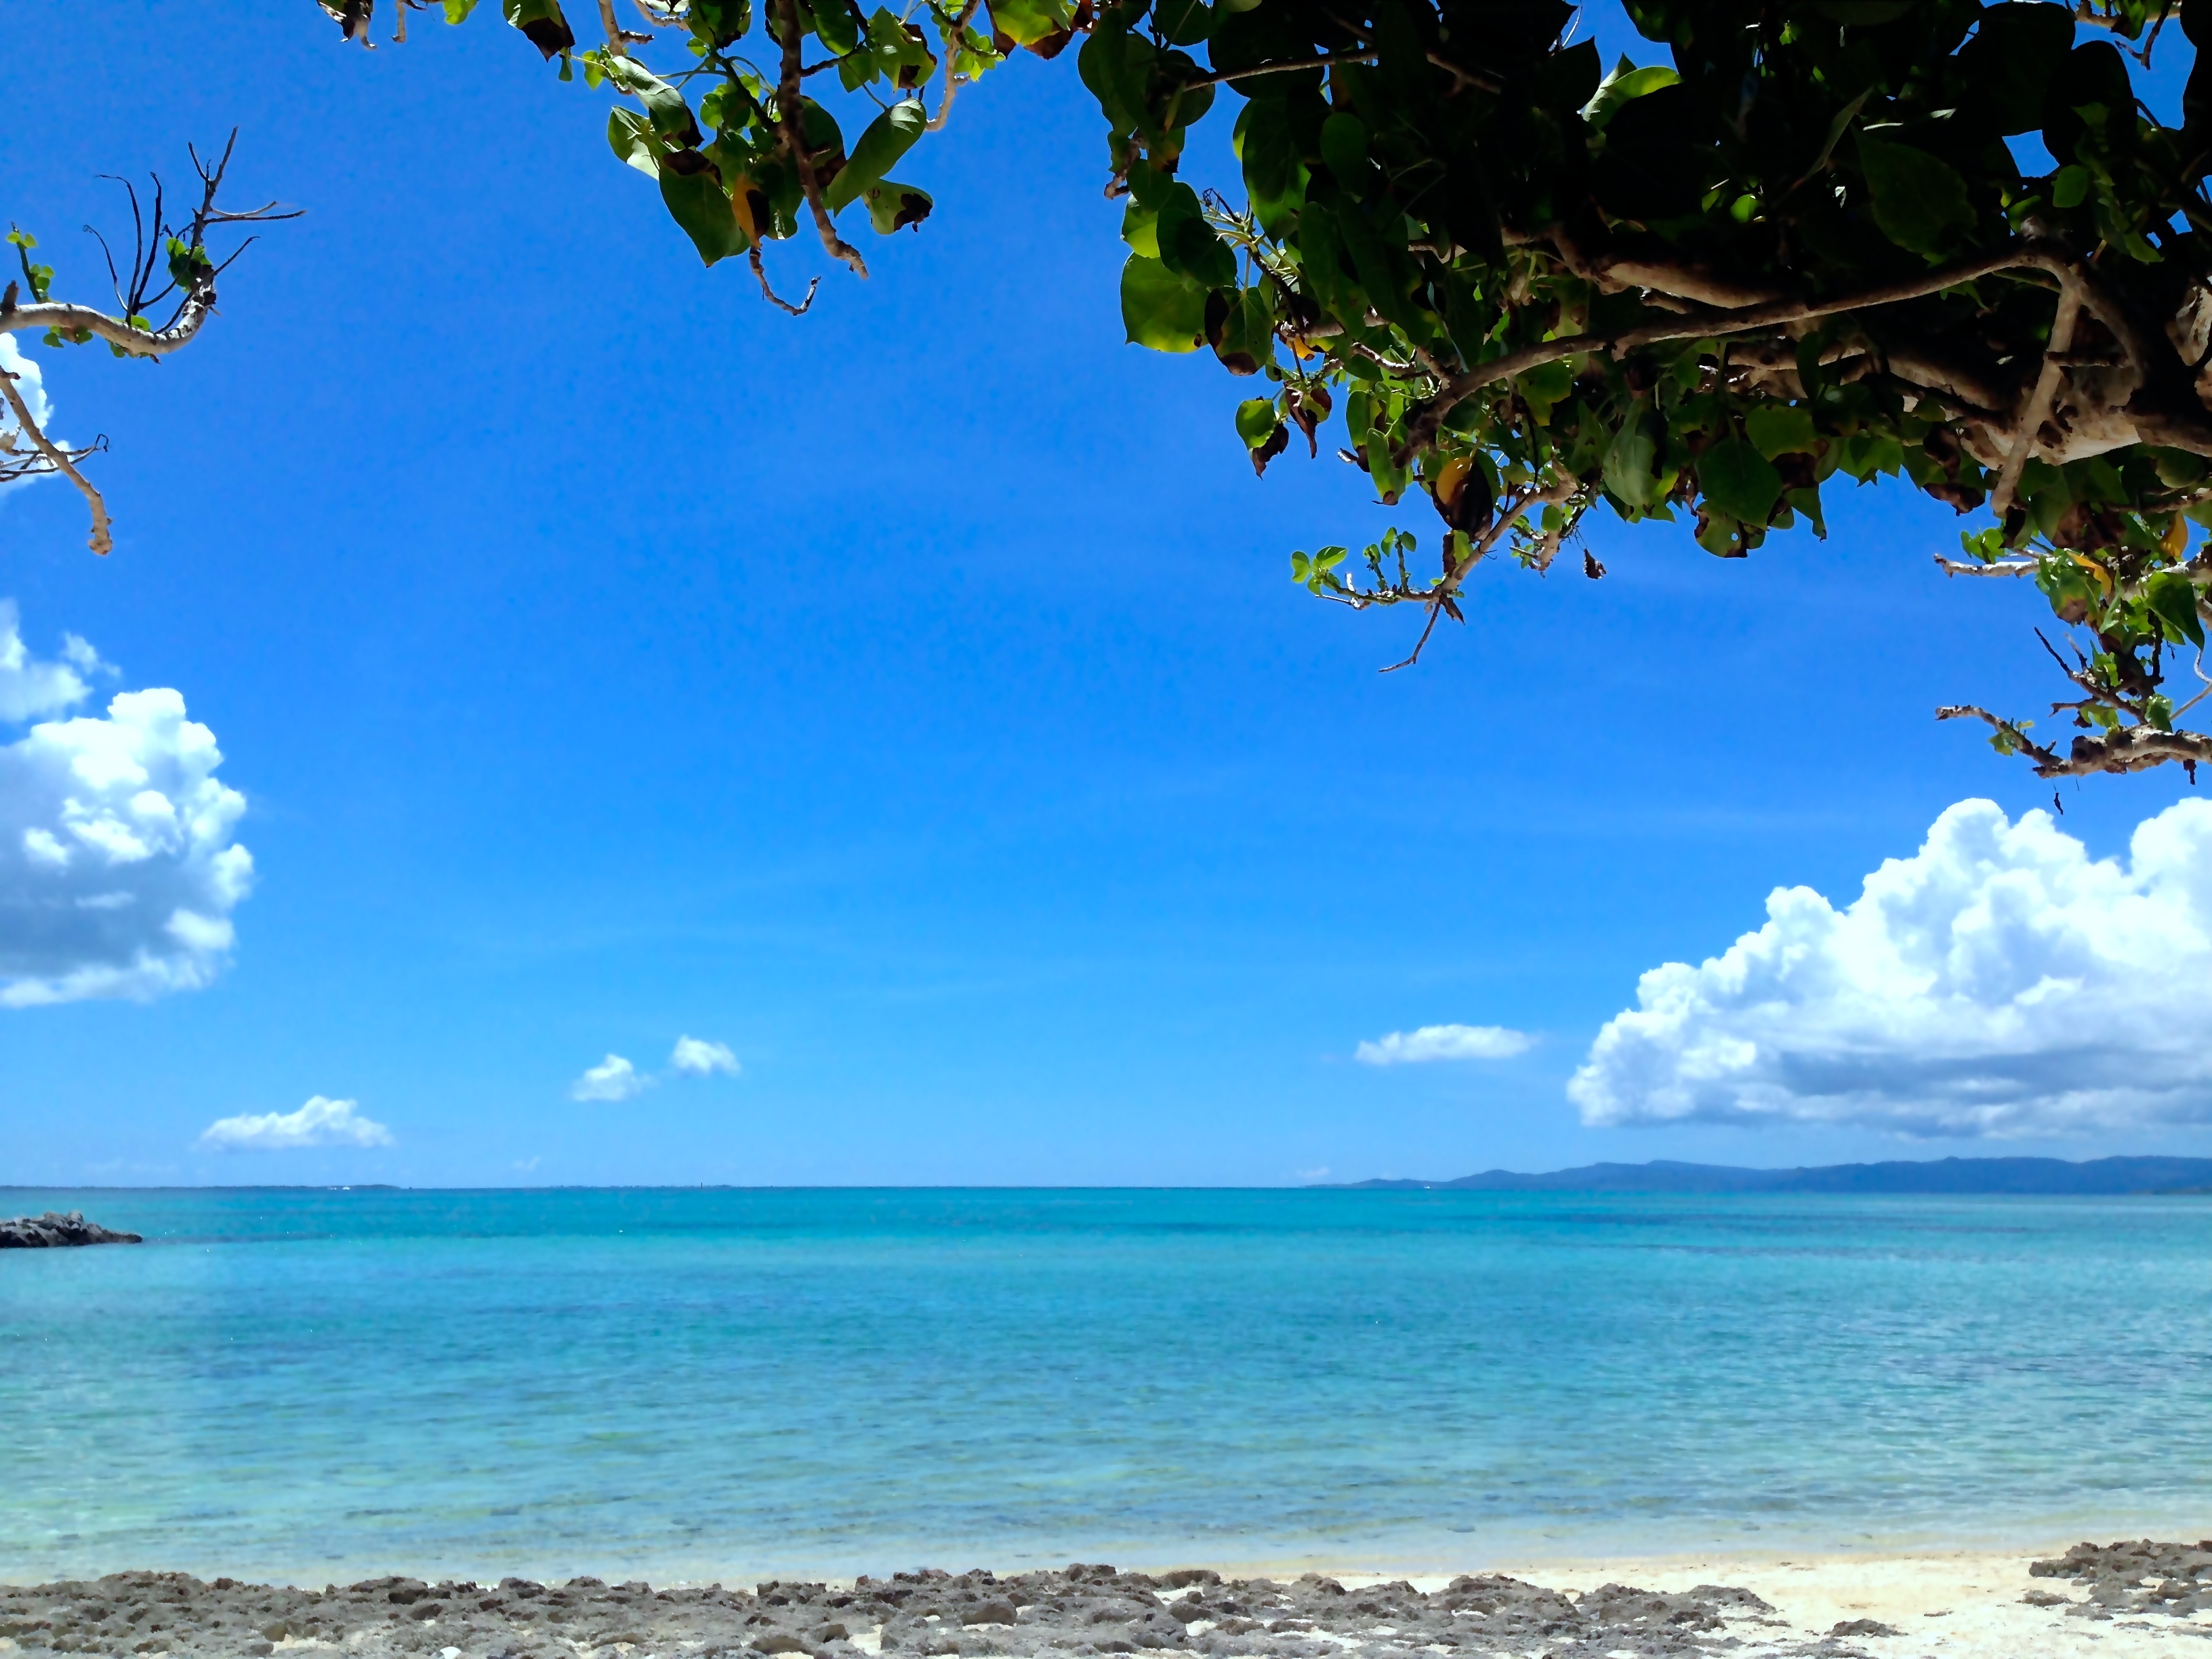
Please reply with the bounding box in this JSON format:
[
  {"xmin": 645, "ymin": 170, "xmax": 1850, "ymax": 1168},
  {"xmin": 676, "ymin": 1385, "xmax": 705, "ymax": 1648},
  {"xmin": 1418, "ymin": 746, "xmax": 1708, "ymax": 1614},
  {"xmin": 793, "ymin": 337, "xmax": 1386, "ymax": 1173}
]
[{"xmin": 1, "ymin": 0, "xmax": 2207, "ymax": 1186}]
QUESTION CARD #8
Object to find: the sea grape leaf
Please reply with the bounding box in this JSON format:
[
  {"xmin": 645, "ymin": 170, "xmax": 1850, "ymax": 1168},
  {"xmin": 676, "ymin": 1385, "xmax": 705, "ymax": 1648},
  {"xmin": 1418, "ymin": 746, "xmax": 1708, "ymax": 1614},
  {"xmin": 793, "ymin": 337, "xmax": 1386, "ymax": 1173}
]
[
  {"xmin": 1698, "ymin": 437, "xmax": 1784, "ymax": 525},
  {"xmin": 659, "ymin": 158, "xmax": 747, "ymax": 264},
  {"xmin": 825, "ymin": 100, "xmax": 926, "ymax": 211},
  {"xmin": 1603, "ymin": 409, "xmax": 1668, "ymax": 510},
  {"xmin": 2148, "ymin": 570, "xmax": 2207, "ymax": 647},
  {"xmin": 1858, "ymin": 134, "xmax": 1975, "ymax": 258},
  {"xmin": 609, "ymin": 107, "xmax": 663, "ymax": 177},
  {"xmin": 1746, "ymin": 406, "xmax": 1818, "ymax": 460},
  {"xmin": 1122, "ymin": 254, "xmax": 1207, "ymax": 352},
  {"xmin": 861, "ymin": 179, "xmax": 933, "ymax": 232}
]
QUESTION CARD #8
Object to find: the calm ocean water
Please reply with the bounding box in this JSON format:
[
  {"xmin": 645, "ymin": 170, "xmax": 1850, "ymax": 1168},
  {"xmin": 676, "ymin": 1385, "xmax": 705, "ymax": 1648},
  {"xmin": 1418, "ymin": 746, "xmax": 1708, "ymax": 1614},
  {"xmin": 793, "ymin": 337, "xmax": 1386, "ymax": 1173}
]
[{"xmin": 2, "ymin": 1186, "xmax": 2209, "ymax": 1584}]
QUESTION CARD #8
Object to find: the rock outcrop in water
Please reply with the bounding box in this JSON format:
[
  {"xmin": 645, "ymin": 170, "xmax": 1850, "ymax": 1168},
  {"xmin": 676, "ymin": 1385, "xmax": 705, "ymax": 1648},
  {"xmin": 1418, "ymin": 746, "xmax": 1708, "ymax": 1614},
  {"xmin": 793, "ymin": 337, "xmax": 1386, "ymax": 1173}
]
[
  {"xmin": 2030, "ymin": 1540, "xmax": 2212, "ymax": 1618},
  {"xmin": 0, "ymin": 1210, "xmax": 142, "ymax": 1248}
]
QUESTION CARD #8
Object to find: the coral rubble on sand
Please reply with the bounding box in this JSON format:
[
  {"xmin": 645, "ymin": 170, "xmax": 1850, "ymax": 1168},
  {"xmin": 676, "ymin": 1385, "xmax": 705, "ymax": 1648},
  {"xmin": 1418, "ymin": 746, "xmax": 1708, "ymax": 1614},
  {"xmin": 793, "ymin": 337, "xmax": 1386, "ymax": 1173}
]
[
  {"xmin": 0, "ymin": 1211, "xmax": 141, "ymax": 1248},
  {"xmin": 0, "ymin": 1565, "xmax": 1776, "ymax": 1659},
  {"xmin": 2029, "ymin": 1541, "xmax": 2212, "ymax": 1618},
  {"xmin": 8, "ymin": 1551, "xmax": 2212, "ymax": 1659}
]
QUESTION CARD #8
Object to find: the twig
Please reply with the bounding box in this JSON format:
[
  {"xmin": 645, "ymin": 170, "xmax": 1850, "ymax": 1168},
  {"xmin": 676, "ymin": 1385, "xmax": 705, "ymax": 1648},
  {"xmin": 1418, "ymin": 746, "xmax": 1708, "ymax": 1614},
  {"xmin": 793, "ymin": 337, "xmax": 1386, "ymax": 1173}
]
[
  {"xmin": 926, "ymin": 0, "xmax": 987, "ymax": 131},
  {"xmin": 1933, "ymin": 554, "xmax": 2039, "ymax": 577},
  {"xmin": 1188, "ymin": 48, "xmax": 1376, "ymax": 89},
  {"xmin": 1380, "ymin": 476, "xmax": 1576, "ymax": 672},
  {"xmin": 773, "ymin": 0, "xmax": 868, "ymax": 278},
  {"xmin": 0, "ymin": 368, "xmax": 111, "ymax": 555}
]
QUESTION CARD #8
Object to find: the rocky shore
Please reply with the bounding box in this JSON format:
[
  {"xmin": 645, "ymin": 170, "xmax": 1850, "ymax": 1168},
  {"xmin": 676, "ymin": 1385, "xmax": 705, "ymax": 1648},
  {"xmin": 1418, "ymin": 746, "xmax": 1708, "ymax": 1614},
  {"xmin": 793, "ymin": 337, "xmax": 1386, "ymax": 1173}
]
[
  {"xmin": 1, "ymin": 1544, "xmax": 2205, "ymax": 1659},
  {"xmin": 0, "ymin": 1211, "xmax": 142, "ymax": 1248}
]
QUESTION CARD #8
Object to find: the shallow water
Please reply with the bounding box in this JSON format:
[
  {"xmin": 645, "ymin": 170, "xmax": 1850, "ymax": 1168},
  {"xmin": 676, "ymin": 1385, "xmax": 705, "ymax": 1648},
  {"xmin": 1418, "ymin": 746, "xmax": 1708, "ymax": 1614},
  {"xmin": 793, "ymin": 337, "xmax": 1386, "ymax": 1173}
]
[{"xmin": 3, "ymin": 1187, "xmax": 2208, "ymax": 1584}]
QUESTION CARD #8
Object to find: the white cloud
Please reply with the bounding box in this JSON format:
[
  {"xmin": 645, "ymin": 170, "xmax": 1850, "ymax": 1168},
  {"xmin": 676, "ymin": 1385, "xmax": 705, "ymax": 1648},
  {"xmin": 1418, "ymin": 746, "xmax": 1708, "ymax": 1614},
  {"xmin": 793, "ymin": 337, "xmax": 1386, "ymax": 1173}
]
[
  {"xmin": 199, "ymin": 1095, "xmax": 393, "ymax": 1151},
  {"xmin": 670, "ymin": 1034, "xmax": 739, "ymax": 1077},
  {"xmin": 0, "ymin": 613, "xmax": 252, "ymax": 1006},
  {"xmin": 1356, "ymin": 1023, "xmax": 1536, "ymax": 1065},
  {"xmin": 1570, "ymin": 797, "xmax": 2212, "ymax": 1137},
  {"xmin": 0, "ymin": 601, "xmax": 103, "ymax": 720},
  {"xmin": 571, "ymin": 1052, "xmax": 651, "ymax": 1102}
]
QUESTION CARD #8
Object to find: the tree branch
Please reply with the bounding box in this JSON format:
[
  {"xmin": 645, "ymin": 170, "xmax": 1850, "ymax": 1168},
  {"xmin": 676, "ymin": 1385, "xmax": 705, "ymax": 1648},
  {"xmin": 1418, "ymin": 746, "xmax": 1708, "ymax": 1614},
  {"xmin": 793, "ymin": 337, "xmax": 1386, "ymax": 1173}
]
[
  {"xmin": 1410, "ymin": 241, "xmax": 2118, "ymax": 448},
  {"xmin": 1990, "ymin": 283, "xmax": 2081, "ymax": 525},
  {"xmin": 773, "ymin": 0, "xmax": 868, "ymax": 279},
  {"xmin": 1188, "ymin": 49, "xmax": 1376, "ymax": 89},
  {"xmin": 1938, "ymin": 703, "xmax": 2212, "ymax": 776},
  {"xmin": 0, "ymin": 366, "xmax": 111, "ymax": 555}
]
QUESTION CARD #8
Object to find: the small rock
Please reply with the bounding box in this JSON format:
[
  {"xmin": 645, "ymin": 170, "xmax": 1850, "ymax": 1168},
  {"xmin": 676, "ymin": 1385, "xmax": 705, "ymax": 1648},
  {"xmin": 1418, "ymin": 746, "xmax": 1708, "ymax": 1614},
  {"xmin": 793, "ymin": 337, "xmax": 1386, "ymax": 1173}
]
[{"xmin": 1830, "ymin": 1618, "xmax": 1900, "ymax": 1637}]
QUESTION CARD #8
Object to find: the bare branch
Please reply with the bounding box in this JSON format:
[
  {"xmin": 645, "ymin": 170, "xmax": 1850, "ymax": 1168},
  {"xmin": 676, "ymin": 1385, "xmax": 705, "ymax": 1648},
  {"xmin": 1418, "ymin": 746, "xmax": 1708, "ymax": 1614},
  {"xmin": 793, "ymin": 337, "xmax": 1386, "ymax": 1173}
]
[
  {"xmin": 1188, "ymin": 49, "xmax": 1377, "ymax": 89},
  {"xmin": 1933, "ymin": 554, "xmax": 2039, "ymax": 577},
  {"xmin": 0, "ymin": 367, "xmax": 111, "ymax": 556}
]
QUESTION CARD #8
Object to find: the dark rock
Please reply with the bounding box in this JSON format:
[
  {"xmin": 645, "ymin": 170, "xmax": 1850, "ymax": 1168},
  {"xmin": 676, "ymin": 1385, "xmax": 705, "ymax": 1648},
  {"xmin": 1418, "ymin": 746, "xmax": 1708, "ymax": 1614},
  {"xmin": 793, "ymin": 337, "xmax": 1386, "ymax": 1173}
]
[
  {"xmin": 1829, "ymin": 1618, "xmax": 1898, "ymax": 1637},
  {"xmin": 0, "ymin": 1210, "xmax": 143, "ymax": 1248}
]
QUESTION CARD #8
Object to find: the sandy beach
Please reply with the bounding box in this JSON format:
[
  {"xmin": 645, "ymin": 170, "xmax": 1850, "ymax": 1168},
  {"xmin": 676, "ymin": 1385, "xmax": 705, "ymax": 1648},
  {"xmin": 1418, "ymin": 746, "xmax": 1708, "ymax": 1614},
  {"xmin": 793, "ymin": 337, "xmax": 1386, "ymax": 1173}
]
[{"xmin": 3, "ymin": 1538, "xmax": 2206, "ymax": 1659}]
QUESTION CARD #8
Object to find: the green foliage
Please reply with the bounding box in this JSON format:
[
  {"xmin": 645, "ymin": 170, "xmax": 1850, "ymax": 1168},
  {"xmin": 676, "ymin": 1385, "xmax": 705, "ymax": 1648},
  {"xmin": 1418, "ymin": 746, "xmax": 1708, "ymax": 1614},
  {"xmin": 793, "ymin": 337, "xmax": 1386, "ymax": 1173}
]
[{"xmin": 385, "ymin": 0, "xmax": 2212, "ymax": 775}]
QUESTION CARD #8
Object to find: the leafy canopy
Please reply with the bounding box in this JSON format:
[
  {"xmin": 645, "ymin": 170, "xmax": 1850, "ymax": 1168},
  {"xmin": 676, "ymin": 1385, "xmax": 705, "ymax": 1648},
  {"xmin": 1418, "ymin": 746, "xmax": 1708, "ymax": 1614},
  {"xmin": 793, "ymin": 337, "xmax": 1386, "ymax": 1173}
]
[{"xmin": 281, "ymin": 3, "xmax": 2212, "ymax": 775}]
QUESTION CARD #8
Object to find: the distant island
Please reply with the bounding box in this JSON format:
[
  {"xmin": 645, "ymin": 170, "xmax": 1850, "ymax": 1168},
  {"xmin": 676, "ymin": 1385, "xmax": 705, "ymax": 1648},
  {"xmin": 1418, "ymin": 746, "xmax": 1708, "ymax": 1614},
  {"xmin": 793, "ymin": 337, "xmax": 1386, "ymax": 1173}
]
[{"xmin": 1324, "ymin": 1155, "xmax": 2212, "ymax": 1195}]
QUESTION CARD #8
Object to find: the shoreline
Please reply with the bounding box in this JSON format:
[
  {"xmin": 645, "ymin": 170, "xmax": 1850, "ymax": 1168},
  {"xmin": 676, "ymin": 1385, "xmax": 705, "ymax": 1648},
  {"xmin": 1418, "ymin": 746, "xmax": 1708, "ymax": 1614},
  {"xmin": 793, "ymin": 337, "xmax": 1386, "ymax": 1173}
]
[{"xmin": 1, "ymin": 1538, "xmax": 2205, "ymax": 1659}]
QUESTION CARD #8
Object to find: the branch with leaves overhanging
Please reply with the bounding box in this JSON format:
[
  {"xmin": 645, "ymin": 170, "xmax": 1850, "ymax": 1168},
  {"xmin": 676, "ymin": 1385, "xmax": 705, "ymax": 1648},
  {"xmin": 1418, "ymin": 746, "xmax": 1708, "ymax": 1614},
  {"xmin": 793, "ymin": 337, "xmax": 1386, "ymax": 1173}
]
[
  {"xmin": 1, "ymin": 133, "xmax": 295, "ymax": 554},
  {"xmin": 348, "ymin": 0, "xmax": 2212, "ymax": 784}
]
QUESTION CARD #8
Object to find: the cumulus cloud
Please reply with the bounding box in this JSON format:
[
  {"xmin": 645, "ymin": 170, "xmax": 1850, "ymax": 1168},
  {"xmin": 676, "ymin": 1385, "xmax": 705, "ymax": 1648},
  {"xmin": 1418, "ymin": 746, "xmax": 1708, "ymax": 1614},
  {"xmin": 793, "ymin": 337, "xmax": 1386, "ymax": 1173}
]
[
  {"xmin": 670, "ymin": 1035, "xmax": 739, "ymax": 1077},
  {"xmin": 571, "ymin": 1052, "xmax": 651, "ymax": 1102},
  {"xmin": 199, "ymin": 1096, "xmax": 393, "ymax": 1151},
  {"xmin": 0, "ymin": 609, "xmax": 252, "ymax": 1006},
  {"xmin": 1357, "ymin": 1023, "xmax": 1536, "ymax": 1065},
  {"xmin": 1570, "ymin": 798, "xmax": 2212, "ymax": 1136},
  {"xmin": 571, "ymin": 1036, "xmax": 741, "ymax": 1100}
]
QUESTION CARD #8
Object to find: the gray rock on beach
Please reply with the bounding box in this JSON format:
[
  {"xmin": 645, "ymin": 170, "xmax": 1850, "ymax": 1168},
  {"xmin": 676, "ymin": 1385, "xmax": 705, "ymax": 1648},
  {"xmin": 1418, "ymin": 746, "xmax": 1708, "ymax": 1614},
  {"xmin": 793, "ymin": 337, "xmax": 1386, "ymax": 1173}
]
[
  {"xmin": 0, "ymin": 1210, "xmax": 142, "ymax": 1248},
  {"xmin": 2028, "ymin": 1538, "xmax": 2212, "ymax": 1620},
  {"xmin": 0, "ymin": 1561, "xmax": 1778, "ymax": 1659}
]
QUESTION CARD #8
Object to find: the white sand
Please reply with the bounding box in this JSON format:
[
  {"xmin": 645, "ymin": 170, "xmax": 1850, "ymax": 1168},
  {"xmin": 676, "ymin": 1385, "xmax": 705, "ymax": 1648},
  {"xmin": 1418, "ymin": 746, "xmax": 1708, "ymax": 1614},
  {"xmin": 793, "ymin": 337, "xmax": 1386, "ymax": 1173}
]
[{"xmin": 1324, "ymin": 1546, "xmax": 2212, "ymax": 1657}]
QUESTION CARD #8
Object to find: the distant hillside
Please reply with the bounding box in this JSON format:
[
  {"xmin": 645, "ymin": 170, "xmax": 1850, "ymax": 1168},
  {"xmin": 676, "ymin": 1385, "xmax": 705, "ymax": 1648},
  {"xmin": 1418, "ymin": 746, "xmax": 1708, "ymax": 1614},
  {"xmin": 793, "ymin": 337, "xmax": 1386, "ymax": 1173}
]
[{"xmin": 1330, "ymin": 1156, "xmax": 2212, "ymax": 1195}]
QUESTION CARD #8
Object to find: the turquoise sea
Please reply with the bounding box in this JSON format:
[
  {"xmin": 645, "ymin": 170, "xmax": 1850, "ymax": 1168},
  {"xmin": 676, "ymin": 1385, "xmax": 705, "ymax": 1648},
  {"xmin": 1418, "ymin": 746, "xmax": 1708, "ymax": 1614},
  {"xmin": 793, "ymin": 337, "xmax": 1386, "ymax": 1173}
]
[{"xmin": 3, "ymin": 1187, "xmax": 2209, "ymax": 1585}]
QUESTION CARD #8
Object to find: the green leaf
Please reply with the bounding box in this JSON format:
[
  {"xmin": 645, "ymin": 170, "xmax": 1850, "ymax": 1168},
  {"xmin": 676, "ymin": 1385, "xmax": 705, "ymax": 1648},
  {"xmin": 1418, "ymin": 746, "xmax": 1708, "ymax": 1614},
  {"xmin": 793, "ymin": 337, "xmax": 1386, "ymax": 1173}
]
[
  {"xmin": 1121, "ymin": 254, "xmax": 1207, "ymax": 352},
  {"xmin": 864, "ymin": 7, "xmax": 939, "ymax": 87},
  {"xmin": 813, "ymin": 0, "xmax": 861, "ymax": 52},
  {"xmin": 825, "ymin": 100, "xmax": 926, "ymax": 211},
  {"xmin": 2147, "ymin": 570, "xmax": 2207, "ymax": 649},
  {"xmin": 1746, "ymin": 405, "xmax": 1818, "ymax": 459},
  {"xmin": 501, "ymin": 0, "xmax": 575, "ymax": 58},
  {"xmin": 2147, "ymin": 694, "xmax": 2176, "ymax": 731},
  {"xmin": 1155, "ymin": 184, "xmax": 1236, "ymax": 290},
  {"xmin": 860, "ymin": 179, "xmax": 933, "ymax": 233},
  {"xmin": 1237, "ymin": 397, "xmax": 1279, "ymax": 447},
  {"xmin": 2052, "ymin": 164, "xmax": 2091, "ymax": 209},
  {"xmin": 608, "ymin": 108, "xmax": 663, "ymax": 177},
  {"xmin": 1698, "ymin": 437, "xmax": 1784, "ymax": 525},
  {"xmin": 1153, "ymin": 0, "xmax": 1213, "ymax": 45},
  {"xmin": 659, "ymin": 159, "xmax": 747, "ymax": 265},
  {"xmin": 1120, "ymin": 199, "xmax": 1160, "ymax": 258},
  {"xmin": 987, "ymin": 0, "xmax": 1071, "ymax": 47},
  {"xmin": 1857, "ymin": 133, "xmax": 1975, "ymax": 258},
  {"xmin": 1602, "ymin": 409, "xmax": 1668, "ymax": 510},
  {"xmin": 1211, "ymin": 286, "xmax": 1275, "ymax": 375},
  {"xmin": 1581, "ymin": 60, "xmax": 1679, "ymax": 129},
  {"xmin": 443, "ymin": 0, "xmax": 480, "ymax": 19}
]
